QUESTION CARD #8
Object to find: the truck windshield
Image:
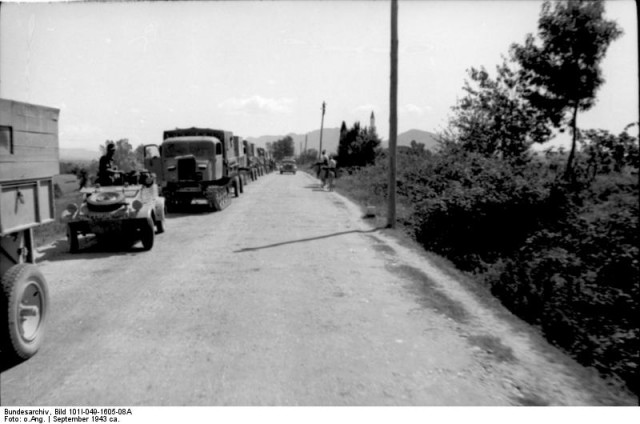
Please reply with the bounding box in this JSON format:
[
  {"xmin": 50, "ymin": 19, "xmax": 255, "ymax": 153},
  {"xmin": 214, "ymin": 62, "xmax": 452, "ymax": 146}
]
[{"xmin": 163, "ymin": 141, "xmax": 216, "ymax": 158}]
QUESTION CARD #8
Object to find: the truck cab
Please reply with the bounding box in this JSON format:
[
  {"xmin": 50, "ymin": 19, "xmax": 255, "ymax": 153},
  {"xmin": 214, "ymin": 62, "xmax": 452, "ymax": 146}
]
[{"xmin": 144, "ymin": 127, "xmax": 240, "ymax": 212}]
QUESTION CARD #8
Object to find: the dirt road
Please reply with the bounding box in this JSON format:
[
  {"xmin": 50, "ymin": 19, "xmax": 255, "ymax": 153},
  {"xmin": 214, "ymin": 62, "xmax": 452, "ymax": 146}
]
[{"xmin": 1, "ymin": 171, "xmax": 632, "ymax": 405}]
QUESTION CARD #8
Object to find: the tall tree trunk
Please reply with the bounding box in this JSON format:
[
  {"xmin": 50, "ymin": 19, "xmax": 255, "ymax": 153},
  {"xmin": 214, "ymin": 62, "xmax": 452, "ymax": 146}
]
[{"xmin": 564, "ymin": 103, "xmax": 579, "ymax": 182}]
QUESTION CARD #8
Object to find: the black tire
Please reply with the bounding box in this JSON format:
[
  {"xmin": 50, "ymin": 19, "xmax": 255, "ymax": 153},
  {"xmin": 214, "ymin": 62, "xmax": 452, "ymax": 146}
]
[
  {"xmin": 1, "ymin": 264, "xmax": 48, "ymax": 361},
  {"xmin": 140, "ymin": 220, "xmax": 155, "ymax": 251},
  {"xmin": 156, "ymin": 208, "xmax": 166, "ymax": 234},
  {"xmin": 233, "ymin": 178, "xmax": 241, "ymax": 198},
  {"xmin": 156, "ymin": 219, "xmax": 165, "ymax": 234},
  {"xmin": 67, "ymin": 224, "xmax": 79, "ymax": 253},
  {"xmin": 166, "ymin": 199, "xmax": 175, "ymax": 214}
]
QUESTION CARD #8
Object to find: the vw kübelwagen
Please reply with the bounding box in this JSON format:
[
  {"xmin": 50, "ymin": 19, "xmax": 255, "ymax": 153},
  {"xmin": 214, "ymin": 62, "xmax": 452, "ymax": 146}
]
[
  {"xmin": 62, "ymin": 171, "xmax": 166, "ymax": 252},
  {"xmin": 1, "ymin": 98, "xmax": 56, "ymax": 361}
]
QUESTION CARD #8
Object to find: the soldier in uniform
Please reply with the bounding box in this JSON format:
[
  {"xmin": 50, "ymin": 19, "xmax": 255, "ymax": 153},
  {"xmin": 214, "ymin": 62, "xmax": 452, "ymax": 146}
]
[{"xmin": 98, "ymin": 142, "xmax": 118, "ymax": 185}]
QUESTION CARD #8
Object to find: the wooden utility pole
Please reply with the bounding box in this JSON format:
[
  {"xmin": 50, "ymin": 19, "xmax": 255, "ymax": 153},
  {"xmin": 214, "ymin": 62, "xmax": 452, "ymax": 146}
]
[
  {"xmin": 304, "ymin": 134, "xmax": 308, "ymax": 153},
  {"xmin": 388, "ymin": 0, "xmax": 398, "ymax": 228},
  {"xmin": 318, "ymin": 101, "xmax": 326, "ymax": 159}
]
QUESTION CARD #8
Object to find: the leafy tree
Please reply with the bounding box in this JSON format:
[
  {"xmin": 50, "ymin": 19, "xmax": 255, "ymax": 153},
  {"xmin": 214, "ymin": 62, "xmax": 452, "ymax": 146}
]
[
  {"xmin": 578, "ymin": 124, "xmax": 639, "ymax": 180},
  {"xmin": 99, "ymin": 139, "xmax": 142, "ymax": 172},
  {"xmin": 449, "ymin": 62, "xmax": 554, "ymax": 161},
  {"xmin": 511, "ymin": 0, "xmax": 622, "ymax": 180},
  {"xmin": 134, "ymin": 144, "xmax": 145, "ymax": 165},
  {"xmin": 297, "ymin": 148, "xmax": 318, "ymax": 165},
  {"xmin": 409, "ymin": 140, "xmax": 426, "ymax": 154},
  {"xmin": 337, "ymin": 121, "xmax": 381, "ymax": 167},
  {"xmin": 271, "ymin": 136, "xmax": 294, "ymax": 160}
]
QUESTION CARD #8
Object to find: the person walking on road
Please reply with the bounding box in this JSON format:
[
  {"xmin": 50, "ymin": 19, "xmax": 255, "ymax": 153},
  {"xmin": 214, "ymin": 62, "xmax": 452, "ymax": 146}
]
[
  {"xmin": 326, "ymin": 155, "xmax": 337, "ymax": 191},
  {"xmin": 316, "ymin": 150, "xmax": 329, "ymax": 187}
]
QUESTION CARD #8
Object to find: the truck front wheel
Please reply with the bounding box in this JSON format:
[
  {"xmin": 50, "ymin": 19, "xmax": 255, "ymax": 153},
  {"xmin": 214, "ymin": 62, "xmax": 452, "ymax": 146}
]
[
  {"xmin": 67, "ymin": 224, "xmax": 79, "ymax": 253},
  {"xmin": 1, "ymin": 264, "xmax": 48, "ymax": 361},
  {"xmin": 140, "ymin": 220, "xmax": 155, "ymax": 251}
]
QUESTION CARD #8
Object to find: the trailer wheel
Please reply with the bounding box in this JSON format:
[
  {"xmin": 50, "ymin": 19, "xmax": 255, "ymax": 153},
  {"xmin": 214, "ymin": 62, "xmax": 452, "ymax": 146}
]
[
  {"xmin": 233, "ymin": 178, "xmax": 241, "ymax": 198},
  {"xmin": 140, "ymin": 220, "xmax": 155, "ymax": 251},
  {"xmin": 67, "ymin": 224, "xmax": 79, "ymax": 253},
  {"xmin": 1, "ymin": 264, "xmax": 48, "ymax": 361}
]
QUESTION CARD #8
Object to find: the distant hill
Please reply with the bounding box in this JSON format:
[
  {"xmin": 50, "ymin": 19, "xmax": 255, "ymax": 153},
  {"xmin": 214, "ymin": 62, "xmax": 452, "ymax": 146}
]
[
  {"xmin": 248, "ymin": 128, "xmax": 441, "ymax": 155},
  {"xmin": 60, "ymin": 147, "xmax": 99, "ymax": 162},
  {"xmin": 382, "ymin": 129, "xmax": 441, "ymax": 151},
  {"xmin": 247, "ymin": 128, "xmax": 341, "ymax": 155}
]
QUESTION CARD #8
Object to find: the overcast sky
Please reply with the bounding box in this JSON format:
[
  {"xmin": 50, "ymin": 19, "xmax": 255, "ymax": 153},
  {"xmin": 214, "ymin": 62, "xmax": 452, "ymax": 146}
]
[{"xmin": 1, "ymin": 0, "xmax": 637, "ymax": 152}]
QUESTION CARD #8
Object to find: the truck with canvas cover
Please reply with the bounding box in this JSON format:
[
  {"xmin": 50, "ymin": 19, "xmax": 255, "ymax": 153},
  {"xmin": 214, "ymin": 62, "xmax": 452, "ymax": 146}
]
[
  {"xmin": 233, "ymin": 135, "xmax": 253, "ymax": 187},
  {"xmin": 242, "ymin": 139, "xmax": 260, "ymax": 181},
  {"xmin": 0, "ymin": 98, "xmax": 56, "ymax": 362},
  {"xmin": 256, "ymin": 147, "xmax": 273, "ymax": 175},
  {"xmin": 144, "ymin": 127, "xmax": 244, "ymax": 212}
]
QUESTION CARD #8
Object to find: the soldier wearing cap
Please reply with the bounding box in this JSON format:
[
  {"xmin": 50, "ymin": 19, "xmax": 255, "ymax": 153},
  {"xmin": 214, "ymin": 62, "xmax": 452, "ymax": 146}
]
[{"xmin": 98, "ymin": 142, "xmax": 118, "ymax": 185}]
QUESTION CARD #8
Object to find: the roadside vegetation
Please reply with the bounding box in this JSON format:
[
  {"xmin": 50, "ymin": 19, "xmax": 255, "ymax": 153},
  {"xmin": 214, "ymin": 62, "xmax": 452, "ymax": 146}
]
[{"xmin": 313, "ymin": 0, "xmax": 638, "ymax": 395}]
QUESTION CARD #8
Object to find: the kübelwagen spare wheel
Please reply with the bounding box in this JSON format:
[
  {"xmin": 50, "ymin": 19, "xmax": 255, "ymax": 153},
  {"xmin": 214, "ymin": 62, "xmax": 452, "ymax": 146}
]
[{"xmin": 86, "ymin": 191, "xmax": 126, "ymax": 212}]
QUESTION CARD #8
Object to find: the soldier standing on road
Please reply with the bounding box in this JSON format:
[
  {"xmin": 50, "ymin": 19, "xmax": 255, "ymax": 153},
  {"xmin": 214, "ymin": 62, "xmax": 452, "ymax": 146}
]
[{"xmin": 98, "ymin": 142, "xmax": 118, "ymax": 186}]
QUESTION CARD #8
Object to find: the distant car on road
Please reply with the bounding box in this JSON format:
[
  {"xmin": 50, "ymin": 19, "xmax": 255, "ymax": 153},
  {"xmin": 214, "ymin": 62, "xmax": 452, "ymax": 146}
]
[{"xmin": 280, "ymin": 159, "xmax": 297, "ymax": 175}]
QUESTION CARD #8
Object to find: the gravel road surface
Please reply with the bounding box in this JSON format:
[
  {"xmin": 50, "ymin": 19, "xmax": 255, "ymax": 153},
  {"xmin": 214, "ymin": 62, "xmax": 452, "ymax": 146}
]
[{"xmin": 1, "ymin": 171, "xmax": 632, "ymax": 406}]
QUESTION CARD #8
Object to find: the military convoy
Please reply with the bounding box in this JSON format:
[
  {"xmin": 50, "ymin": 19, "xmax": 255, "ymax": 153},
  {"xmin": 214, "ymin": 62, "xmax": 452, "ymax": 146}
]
[
  {"xmin": 144, "ymin": 127, "xmax": 271, "ymax": 212},
  {"xmin": 0, "ymin": 98, "xmax": 57, "ymax": 361},
  {"xmin": 0, "ymin": 104, "xmax": 276, "ymax": 362}
]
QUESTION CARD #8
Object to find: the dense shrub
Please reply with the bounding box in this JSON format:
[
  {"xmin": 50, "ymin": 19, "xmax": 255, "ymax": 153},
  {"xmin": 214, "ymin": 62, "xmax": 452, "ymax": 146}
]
[
  {"xmin": 484, "ymin": 173, "xmax": 638, "ymax": 391},
  {"xmin": 409, "ymin": 150, "xmax": 556, "ymax": 271}
]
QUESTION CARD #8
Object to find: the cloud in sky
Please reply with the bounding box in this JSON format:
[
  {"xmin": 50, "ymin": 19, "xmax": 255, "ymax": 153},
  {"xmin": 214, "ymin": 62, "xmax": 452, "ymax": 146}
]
[
  {"xmin": 400, "ymin": 104, "xmax": 426, "ymax": 115},
  {"xmin": 218, "ymin": 96, "xmax": 294, "ymax": 115},
  {"xmin": 353, "ymin": 104, "xmax": 378, "ymax": 114},
  {"xmin": 282, "ymin": 38, "xmax": 307, "ymax": 47}
]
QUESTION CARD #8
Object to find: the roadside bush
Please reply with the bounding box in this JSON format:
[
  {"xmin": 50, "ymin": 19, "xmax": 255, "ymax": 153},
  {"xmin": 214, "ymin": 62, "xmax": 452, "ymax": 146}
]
[
  {"xmin": 482, "ymin": 172, "xmax": 639, "ymax": 392},
  {"xmin": 410, "ymin": 151, "xmax": 554, "ymax": 271}
]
